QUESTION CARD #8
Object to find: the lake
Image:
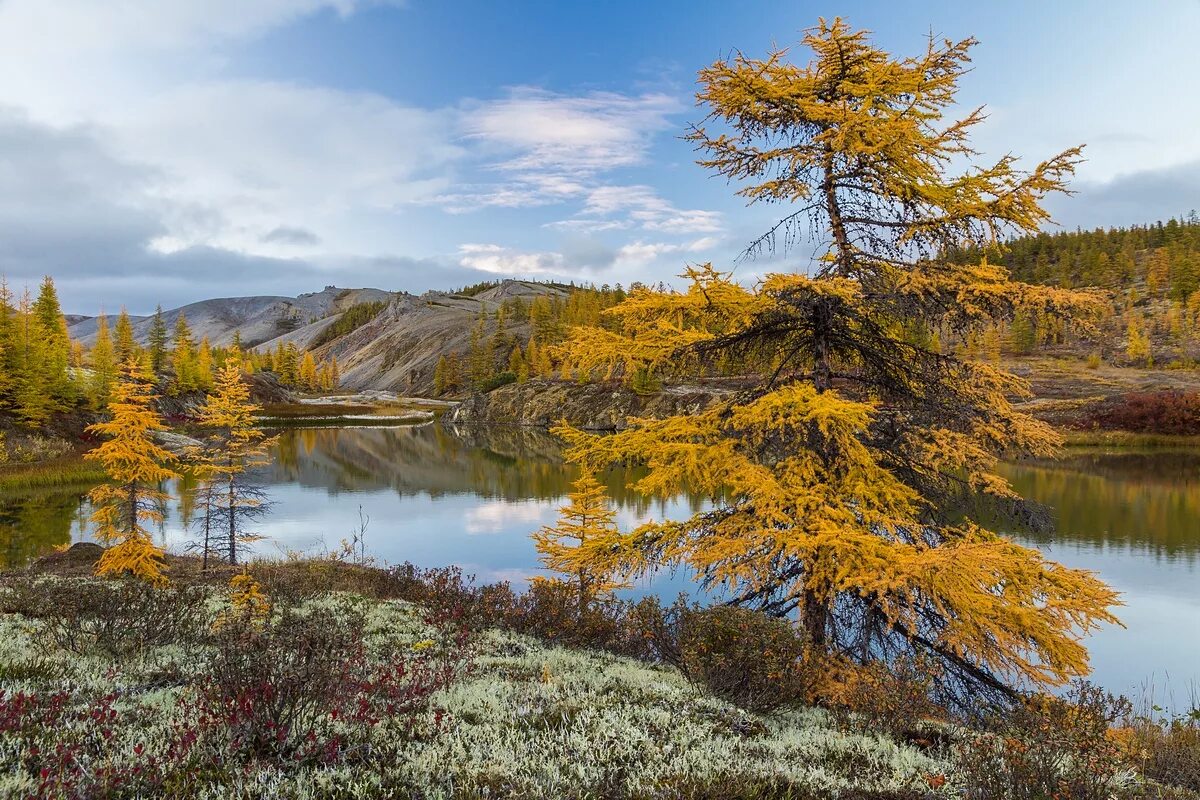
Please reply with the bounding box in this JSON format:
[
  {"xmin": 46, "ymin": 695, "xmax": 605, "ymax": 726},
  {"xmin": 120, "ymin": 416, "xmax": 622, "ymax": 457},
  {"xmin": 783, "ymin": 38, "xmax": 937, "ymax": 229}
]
[{"xmin": 2, "ymin": 423, "xmax": 1197, "ymax": 702}]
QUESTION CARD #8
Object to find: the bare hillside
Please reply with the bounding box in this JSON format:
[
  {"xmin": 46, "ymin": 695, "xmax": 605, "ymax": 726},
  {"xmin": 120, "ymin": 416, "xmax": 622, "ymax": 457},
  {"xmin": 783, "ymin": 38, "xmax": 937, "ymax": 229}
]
[
  {"xmin": 296, "ymin": 281, "xmax": 565, "ymax": 395},
  {"xmin": 68, "ymin": 286, "xmax": 393, "ymax": 348}
]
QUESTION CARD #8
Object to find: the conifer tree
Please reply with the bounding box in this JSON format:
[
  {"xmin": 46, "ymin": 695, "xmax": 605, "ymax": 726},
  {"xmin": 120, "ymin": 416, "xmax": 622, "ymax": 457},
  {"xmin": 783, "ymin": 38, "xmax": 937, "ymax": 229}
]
[
  {"xmin": 509, "ymin": 344, "xmax": 529, "ymax": 382},
  {"xmin": 434, "ymin": 355, "xmax": 451, "ymax": 396},
  {"xmin": 172, "ymin": 311, "xmax": 197, "ymax": 393},
  {"xmin": 1126, "ymin": 314, "xmax": 1152, "ymax": 365},
  {"xmin": 192, "ymin": 356, "xmax": 276, "ymax": 566},
  {"xmin": 533, "ymin": 470, "xmax": 627, "ymax": 611},
  {"xmin": 148, "ymin": 305, "xmax": 169, "ymax": 375},
  {"xmin": 14, "ymin": 288, "xmax": 53, "ymax": 425},
  {"xmin": 115, "ymin": 309, "xmax": 137, "ymax": 364},
  {"xmin": 85, "ymin": 359, "xmax": 179, "ymax": 584},
  {"xmin": 89, "ymin": 314, "xmax": 117, "ymax": 408},
  {"xmin": 298, "ymin": 351, "xmax": 318, "ymax": 391},
  {"xmin": 0, "ymin": 280, "xmax": 15, "ymax": 404},
  {"xmin": 196, "ymin": 336, "xmax": 214, "ymax": 389},
  {"xmin": 553, "ymin": 19, "xmax": 1118, "ymax": 705},
  {"xmin": 328, "ymin": 355, "xmax": 340, "ymax": 389},
  {"xmin": 31, "ymin": 276, "xmax": 76, "ymax": 410}
]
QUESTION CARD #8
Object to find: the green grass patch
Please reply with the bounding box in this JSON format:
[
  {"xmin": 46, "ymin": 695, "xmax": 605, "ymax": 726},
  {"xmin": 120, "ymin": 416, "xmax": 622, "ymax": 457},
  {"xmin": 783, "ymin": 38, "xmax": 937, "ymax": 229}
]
[
  {"xmin": 1059, "ymin": 430, "xmax": 1200, "ymax": 448},
  {"xmin": 0, "ymin": 458, "xmax": 107, "ymax": 492}
]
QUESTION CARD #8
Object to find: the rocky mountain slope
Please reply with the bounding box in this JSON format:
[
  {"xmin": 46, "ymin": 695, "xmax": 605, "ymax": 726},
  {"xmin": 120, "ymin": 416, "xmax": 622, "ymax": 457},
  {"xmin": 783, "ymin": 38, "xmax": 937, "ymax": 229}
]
[
  {"xmin": 68, "ymin": 286, "xmax": 393, "ymax": 349},
  {"xmin": 66, "ymin": 280, "xmax": 563, "ymax": 396}
]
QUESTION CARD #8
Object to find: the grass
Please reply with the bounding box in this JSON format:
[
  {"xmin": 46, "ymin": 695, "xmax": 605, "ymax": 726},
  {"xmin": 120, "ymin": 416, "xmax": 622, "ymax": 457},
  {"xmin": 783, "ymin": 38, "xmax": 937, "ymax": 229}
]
[
  {"xmin": 1059, "ymin": 430, "xmax": 1200, "ymax": 448},
  {"xmin": 0, "ymin": 457, "xmax": 106, "ymax": 492}
]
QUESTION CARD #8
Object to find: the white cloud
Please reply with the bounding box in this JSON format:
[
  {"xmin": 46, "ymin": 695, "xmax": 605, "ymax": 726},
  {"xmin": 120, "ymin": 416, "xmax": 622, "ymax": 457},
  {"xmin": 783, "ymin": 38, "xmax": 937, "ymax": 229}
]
[
  {"xmin": 463, "ymin": 87, "xmax": 679, "ymax": 174},
  {"xmin": 554, "ymin": 184, "xmax": 724, "ymax": 235},
  {"xmin": 464, "ymin": 500, "xmax": 554, "ymax": 535},
  {"xmin": 110, "ymin": 81, "xmax": 461, "ymax": 256},
  {"xmin": 615, "ymin": 236, "xmax": 719, "ymax": 267},
  {"xmin": 440, "ymin": 88, "xmax": 725, "ymax": 240},
  {"xmin": 457, "ymin": 244, "xmax": 565, "ymax": 275}
]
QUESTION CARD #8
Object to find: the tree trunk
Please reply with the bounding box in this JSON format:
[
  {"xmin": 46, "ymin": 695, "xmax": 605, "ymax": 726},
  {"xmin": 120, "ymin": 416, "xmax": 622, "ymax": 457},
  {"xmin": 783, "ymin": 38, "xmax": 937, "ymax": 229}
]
[{"xmin": 227, "ymin": 476, "xmax": 237, "ymax": 566}]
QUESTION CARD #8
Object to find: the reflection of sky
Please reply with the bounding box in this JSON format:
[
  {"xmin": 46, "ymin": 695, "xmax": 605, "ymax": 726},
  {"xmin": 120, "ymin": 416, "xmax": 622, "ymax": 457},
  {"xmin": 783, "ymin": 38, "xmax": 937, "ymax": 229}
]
[
  {"xmin": 64, "ymin": 430, "xmax": 1199, "ymax": 701},
  {"xmin": 1009, "ymin": 537, "xmax": 1199, "ymax": 702}
]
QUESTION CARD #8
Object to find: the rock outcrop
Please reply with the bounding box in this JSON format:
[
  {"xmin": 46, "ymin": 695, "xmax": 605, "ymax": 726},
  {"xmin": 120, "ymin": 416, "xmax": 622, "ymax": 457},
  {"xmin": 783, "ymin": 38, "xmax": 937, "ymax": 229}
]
[{"xmin": 447, "ymin": 380, "xmax": 731, "ymax": 431}]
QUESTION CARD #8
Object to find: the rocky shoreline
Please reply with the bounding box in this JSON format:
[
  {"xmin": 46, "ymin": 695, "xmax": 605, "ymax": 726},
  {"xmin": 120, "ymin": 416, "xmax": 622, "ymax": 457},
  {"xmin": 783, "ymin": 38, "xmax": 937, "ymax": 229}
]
[{"xmin": 446, "ymin": 379, "xmax": 732, "ymax": 431}]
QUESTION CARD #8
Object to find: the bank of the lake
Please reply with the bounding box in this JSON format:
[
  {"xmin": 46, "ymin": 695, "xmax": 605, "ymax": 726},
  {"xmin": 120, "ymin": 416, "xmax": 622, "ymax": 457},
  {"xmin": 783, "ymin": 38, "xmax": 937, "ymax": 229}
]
[{"xmin": 2, "ymin": 423, "xmax": 1198, "ymax": 702}]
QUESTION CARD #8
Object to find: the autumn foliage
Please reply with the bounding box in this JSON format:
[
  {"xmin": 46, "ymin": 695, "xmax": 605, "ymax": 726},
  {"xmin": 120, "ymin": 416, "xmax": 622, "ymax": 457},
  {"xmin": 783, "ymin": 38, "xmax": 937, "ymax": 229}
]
[
  {"xmin": 532, "ymin": 470, "xmax": 628, "ymax": 609},
  {"xmin": 553, "ymin": 18, "xmax": 1120, "ymax": 704},
  {"xmin": 84, "ymin": 358, "xmax": 179, "ymax": 584}
]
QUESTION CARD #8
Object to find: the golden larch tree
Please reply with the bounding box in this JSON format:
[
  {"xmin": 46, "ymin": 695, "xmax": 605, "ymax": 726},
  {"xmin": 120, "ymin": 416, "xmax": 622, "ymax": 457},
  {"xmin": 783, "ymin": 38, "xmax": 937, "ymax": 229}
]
[
  {"xmin": 553, "ymin": 19, "xmax": 1119, "ymax": 706},
  {"xmin": 193, "ymin": 354, "xmax": 277, "ymax": 566},
  {"xmin": 85, "ymin": 358, "xmax": 179, "ymax": 584},
  {"xmin": 533, "ymin": 470, "xmax": 628, "ymax": 611}
]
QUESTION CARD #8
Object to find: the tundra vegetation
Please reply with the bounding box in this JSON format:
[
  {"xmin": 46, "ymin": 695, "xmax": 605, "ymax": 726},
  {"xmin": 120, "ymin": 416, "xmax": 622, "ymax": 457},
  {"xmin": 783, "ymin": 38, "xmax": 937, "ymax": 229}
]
[{"xmin": 1, "ymin": 15, "xmax": 1199, "ymax": 800}]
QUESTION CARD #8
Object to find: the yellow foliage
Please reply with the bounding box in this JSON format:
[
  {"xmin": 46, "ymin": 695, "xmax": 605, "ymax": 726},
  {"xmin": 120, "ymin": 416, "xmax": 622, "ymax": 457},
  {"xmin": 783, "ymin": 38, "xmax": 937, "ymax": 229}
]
[
  {"xmin": 549, "ymin": 18, "xmax": 1121, "ymax": 698},
  {"xmin": 533, "ymin": 470, "xmax": 629, "ymax": 609},
  {"xmin": 84, "ymin": 358, "xmax": 179, "ymax": 585},
  {"xmin": 193, "ymin": 355, "xmax": 277, "ymax": 566}
]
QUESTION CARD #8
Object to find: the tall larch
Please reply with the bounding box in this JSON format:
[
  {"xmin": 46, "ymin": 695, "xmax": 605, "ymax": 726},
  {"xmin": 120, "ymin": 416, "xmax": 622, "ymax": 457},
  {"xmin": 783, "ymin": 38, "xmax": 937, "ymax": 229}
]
[
  {"xmin": 85, "ymin": 358, "xmax": 179, "ymax": 584},
  {"xmin": 552, "ymin": 18, "xmax": 1119, "ymax": 708}
]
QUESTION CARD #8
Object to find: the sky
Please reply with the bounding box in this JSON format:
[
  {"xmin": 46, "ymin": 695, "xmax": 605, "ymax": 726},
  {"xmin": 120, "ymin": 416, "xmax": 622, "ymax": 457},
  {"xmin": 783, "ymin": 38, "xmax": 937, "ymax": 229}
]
[{"xmin": 2, "ymin": 0, "xmax": 1198, "ymax": 314}]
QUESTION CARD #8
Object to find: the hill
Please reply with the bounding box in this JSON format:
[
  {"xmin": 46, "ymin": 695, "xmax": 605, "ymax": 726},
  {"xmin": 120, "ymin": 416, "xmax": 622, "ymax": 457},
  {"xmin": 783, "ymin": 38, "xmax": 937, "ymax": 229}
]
[{"xmin": 68, "ymin": 286, "xmax": 394, "ymax": 349}]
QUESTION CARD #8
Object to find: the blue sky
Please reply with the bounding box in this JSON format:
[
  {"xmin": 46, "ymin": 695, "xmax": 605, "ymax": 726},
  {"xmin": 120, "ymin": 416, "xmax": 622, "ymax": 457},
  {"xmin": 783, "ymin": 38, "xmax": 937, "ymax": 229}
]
[{"xmin": 1, "ymin": 0, "xmax": 1197, "ymax": 313}]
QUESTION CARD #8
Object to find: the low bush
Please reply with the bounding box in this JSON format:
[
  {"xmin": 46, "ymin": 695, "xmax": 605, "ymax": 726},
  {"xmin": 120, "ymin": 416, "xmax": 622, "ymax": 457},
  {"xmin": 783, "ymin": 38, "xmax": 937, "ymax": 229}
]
[
  {"xmin": 1080, "ymin": 391, "xmax": 1200, "ymax": 435},
  {"xmin": 671, "ymin": 604, "xmax": 811, "ymax": 713},
  {"xmin": 3, "ymin": 577, "xmax": 208, "ymax": 657},
  {"xmin": 955, "ymin": 682, "xmax": 1135, "ymax": 800},
  {"xmin": 1121, "ymin": 709, "xmax": 1200, "ymax": 793}
]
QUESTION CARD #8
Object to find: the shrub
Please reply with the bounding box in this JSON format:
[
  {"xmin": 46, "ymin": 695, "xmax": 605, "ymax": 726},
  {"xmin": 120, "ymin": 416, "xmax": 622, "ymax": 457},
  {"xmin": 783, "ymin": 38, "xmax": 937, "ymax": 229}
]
[
  {"xmin": 672, "ymin": 605, "xmax": 811, "ymax": 713},
  {"xmin": 1122, "ymin": 709, "xmax": 1200, "ymax": 793},
  {"xmin": 820, "ymin": 656, "xmax": 947, "ymax": 741},
  {"xmin": 202, "ymin": 601, "xmax": 369, "ymax": 759},
  {"xmin": 201, "ymin": 595, "xmax": 471, "ymax": 763},
  {"xmin": 4, "ymin": 577, "xmax": 208, "ymax": 657},
  {"xmin": 477, "ymin": 370, "xmax": 517, "ymax": 393},
  {"xmin": 1081, "ymin": 391, "xmax": 1200, "ymax": 435},
  {"xmin": 955, "ymin": 682, "xmax": 1134, "ymax": 800}
]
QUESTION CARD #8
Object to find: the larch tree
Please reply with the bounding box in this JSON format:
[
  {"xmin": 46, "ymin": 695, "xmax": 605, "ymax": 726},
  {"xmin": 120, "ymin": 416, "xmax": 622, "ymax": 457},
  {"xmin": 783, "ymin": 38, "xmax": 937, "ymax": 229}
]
[
  {"xmin": 532, "ymin": 470, "xmax": 627, "ymax": 612},
  {"xmin": 196, "ymin": 336, "xmax": 215, "ymax": 389},
  {"xmin": 298, "ymin": 351, "xmax": 318, "ymax": 391},
  {"xmin": 172, "ymin": 312, "xmax": 197, "ymax": 393},
  {"xmin": 115, "ymin": 309, "xmax": 137, "ymax": 364},
  {"xmin": 192, "ymin": 355, "xmax": 276, "ymax": 567},
  {"xmin": 32, "ymin": 276, "xmax": 76, "ymax": 410},
  {"xmin": 85, "ymin": 358, "xmax": 179, "ymax": 584},
  {"xmin": 89, "ymin": 313, "xmax": 117, "ymax": 408},
  {"xmin": 553, "ymin": 19, "xmax": 1119, "ymax": 707}
]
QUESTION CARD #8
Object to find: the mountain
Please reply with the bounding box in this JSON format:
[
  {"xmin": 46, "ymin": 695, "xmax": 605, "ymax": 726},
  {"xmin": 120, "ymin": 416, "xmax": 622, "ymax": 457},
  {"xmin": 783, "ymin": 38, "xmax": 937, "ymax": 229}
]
[
  {"xmin": 307, "ymin": 280, "xmax": 566, "ymax": 395},
  {"xmin": 67, "ymin": 280, "xmax": 568, "ymax": 396},
  {"xmin": 68, "ymin": 286, "xmax": 394, "ymax": 348}
]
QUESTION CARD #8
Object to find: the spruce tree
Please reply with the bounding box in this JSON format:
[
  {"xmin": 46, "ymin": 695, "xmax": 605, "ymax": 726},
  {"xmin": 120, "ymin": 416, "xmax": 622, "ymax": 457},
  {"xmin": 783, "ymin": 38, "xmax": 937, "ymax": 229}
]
[{"xmin": 148, "ymin": 305, "xmax": 168, "ymax": 375}]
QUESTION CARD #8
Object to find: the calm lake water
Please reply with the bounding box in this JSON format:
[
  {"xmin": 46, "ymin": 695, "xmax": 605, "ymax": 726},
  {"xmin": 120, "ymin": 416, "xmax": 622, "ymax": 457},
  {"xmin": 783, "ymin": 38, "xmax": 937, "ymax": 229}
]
[{"xmin": 2, "ymin": 424, "xmax": 1197, "ymax": 701}]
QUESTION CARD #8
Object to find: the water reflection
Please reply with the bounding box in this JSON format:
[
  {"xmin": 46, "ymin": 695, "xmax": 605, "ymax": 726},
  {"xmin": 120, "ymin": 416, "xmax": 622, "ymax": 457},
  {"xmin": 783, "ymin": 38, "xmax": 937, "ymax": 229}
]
[
  {"xmin": 0, "ymin": 427, "xmax": 1196, "ymax": 697},
  {"xmin": 999, "ymin": 449, "xmax": 1200, "ymax": 562}
]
